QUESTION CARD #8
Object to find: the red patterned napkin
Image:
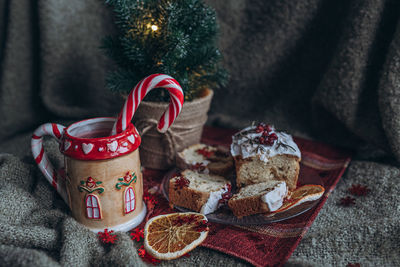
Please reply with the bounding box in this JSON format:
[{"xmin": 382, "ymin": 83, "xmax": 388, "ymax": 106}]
[{"xmin": 142, "ymin": 127, "xmax": 352, "ymax": 267}]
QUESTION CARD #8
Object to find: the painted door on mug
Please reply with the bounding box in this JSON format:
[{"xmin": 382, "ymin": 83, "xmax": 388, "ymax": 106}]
[
  {"xmin": 78, "ymin": 176, "xmax": 104, "ymax": 220},
  {"xmin": 86, "ymin": 194, "xmax": 102, "ymax": 219},
  {"xmin": 124, "ymin": 187, "xmax": 136, "ymax": 214},
  {"xmin": 115, "ymin": 171, "xmax": 137, "ymax": 215}
]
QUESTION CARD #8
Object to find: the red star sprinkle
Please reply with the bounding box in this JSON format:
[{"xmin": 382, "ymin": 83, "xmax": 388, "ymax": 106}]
[
  {"xmin": 219, "ymin": 191, "xmax": 232, "ymax": 204},
  {"xmin": 219, "ymin": 184, "xmax": 232, "ymax": 204},
  {"xmin": 196, "ymin": 147, "xmax": 215, "ymax": 158},
  {"xmin": 130, "ymin": 228, "xmax": 144, "ymax": 242},
  {"xmin": 174, "ymin": 176, "xmax": 190, "ymax": 190},
  {"xmin": 349, "ymin": 184, "xmax": 370, "ymax": 196},
  {"xmin": 98, "ymin": 228, "xmax": 117, "ymax": 244},
  {"xmin": 143, "ymin": 192, "xmax": 158, "ymax": 205},
  {"xmin": 143, "ymin": 191, "xmax": 158, "ymax": 222},
  {"xmin": 339, "ymin": 196, "xmax": 356, "ymax": 206},
  {"xmin": 138, "ymin": 246, "xmax": 146, "ymax": 257},
  {"xmin": 138, "ymin": 245, "xmax": 161, "ymax": 265}
]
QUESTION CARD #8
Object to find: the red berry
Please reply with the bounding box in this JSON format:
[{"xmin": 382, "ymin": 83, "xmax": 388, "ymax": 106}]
[
  {"xmin": 265, "ymin": 125, "xmax": 272, "ymax": 132},
  {"xmin": 259, "ymin": 137, "xmax": 265, "ymax": 144},
  {"xmin": 269, "ymin": 133, "xmax": 278, "ymax": 140},
  {"xmin": 256, "ymin": 125, "xmax": 264, "ymax": 133},
  {"xmin": 265, "ymin": 138, "xmax": 274, "ymax": 145},
  {"xmin": 262, "ymin": 131, "xmax": 269, "ymax": 137}
]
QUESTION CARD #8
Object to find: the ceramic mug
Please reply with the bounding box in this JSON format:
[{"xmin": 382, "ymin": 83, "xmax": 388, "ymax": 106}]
[{"xmin": 31, "ymin": 117, "xmax": 146, "ymax": 232}]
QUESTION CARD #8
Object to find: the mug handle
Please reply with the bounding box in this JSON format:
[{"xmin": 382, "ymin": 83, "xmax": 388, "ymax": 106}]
[{"xmin": 31, "ymin": 123, "xmax": 68, "ymax": 204}]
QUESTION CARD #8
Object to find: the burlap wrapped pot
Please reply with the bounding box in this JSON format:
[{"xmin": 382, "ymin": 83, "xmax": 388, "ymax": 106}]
[{"xmin": 133, "ymin": 89, "xmax": 214, "ymax": 170}]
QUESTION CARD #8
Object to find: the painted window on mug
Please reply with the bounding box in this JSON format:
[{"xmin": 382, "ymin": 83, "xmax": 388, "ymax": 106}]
[
  {"xmin": 86, "ymin": 194, "xmax": 101, "ymax": 219},
  {"xmin": 125, "ymin": 187, "xmax": 136, "ymax": 214}
]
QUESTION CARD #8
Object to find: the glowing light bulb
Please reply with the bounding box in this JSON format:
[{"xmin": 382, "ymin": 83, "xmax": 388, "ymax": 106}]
[{"xmin": 151, "ymin": 25, "xmax": 158, "ymax": 31}]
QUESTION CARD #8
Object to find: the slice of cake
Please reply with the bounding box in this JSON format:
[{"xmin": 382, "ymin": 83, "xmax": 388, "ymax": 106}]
[
  {"xmin": 176, "ymin": 144, "xmax": 233, "ymax": 176},
  {"xmin": 231, "ymin": 123, "xmax": 301, "ymax": 190},
  {"xmin": 169, "ymin": 170, "xmax": 231, "ymax": 215},
  {"xmin": 228, "ymin": 181, "xmax": 288, "ymax": 218}
]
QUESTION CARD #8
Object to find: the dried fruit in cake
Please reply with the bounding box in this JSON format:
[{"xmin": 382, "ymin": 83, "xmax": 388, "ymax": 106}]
[
  {"xmin": 176, "ymin": 144, "xmax": 234, "ymax": 176},
  {"xmin": 231, "ymin": 123, "xmax": 301, "ymax": 190},
  {"xmin": 144, "ymin": 212, "xmax": 209, "ymax": 260},
  {"xmin": 228, "ymin": 181, "xmax": 288, "ymax": 218},
  {"xmin": 169, "ymin": 170, "xmax": 231, "ymax": 215},
  {"xmin": 271, "ymin": 184, "xmax": 325, "ymax": 213}
]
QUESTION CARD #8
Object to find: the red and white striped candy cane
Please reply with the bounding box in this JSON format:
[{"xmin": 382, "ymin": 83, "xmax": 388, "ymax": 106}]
[
  {"xmin": 111, "ymin": 74, "xmax": 184, "ymax": 135},
  {"xmin": 31, "ymin": 123, "xmax": 68, "ymax": 203}
]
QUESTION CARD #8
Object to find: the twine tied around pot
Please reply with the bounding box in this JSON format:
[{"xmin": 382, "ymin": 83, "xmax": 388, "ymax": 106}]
[
  {"xmin": 135, "ymin": 116, "xmax": 206, "ymax": 166},
  {"xmin": 133, "ymin": 89, "xmax": 213, "ymax": 169}
]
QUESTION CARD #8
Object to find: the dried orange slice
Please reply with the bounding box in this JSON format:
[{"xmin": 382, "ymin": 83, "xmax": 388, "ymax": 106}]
[
  {"xmin": 144, "ymin": 212, "xmax": 209, "ymax": 260},
  {"xmin": 272, "ymin": 184, "xmax": 325, "ymax": 213}
]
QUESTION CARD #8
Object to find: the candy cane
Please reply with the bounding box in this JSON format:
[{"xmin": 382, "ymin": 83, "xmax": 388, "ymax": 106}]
[
  {"xmin": 31, "ymin": 123, "xmax": 68, "ymax": 203},
  {"xmin": 112, "ymin": 74, "xmax": 184, "ymax": 135}
]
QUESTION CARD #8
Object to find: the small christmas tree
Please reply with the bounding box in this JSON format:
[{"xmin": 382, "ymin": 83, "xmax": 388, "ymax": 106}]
[{"xmin": 103, "ymin": 0, "xmax": 228, "ymax": 101}]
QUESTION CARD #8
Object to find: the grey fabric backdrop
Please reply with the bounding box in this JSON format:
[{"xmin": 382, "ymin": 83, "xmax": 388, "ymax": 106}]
[{"xmin": 0, "ymin": 0, "xmax": 399, "ymax": 266}]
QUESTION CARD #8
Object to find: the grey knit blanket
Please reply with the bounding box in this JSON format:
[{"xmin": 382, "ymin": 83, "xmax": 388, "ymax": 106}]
[
  {"xmin": 1, "ymin": 137, "xmax": 399, "ymax": 266},
  {"xmin": 1, "ymin": 0, "xmax": 400, "ymax": 266}
]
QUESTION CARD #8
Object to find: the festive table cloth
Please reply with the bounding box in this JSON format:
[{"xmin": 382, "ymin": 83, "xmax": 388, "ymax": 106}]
[{"xmin": 142, "ymin": 127, "xmax": 351, "ymax": 267}]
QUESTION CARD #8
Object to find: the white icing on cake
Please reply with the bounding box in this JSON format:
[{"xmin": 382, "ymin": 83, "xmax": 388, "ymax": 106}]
[
  {"xmin": 260, "ymin": 181, "xmax": 287, "ymax": 211},
  {"xmin": 230, "ymin": 125, "xmax": 301, "ymax": 162},
  {"xmin": 200, "ymin": 185, "xmax": 229, "ymax": 215},
  {"xmin": 179, "ymin": 144, "xmax": 216, "ymax": 166}
]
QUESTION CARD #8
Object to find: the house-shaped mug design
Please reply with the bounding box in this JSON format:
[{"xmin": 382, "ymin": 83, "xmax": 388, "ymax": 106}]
[
  {"xmin": 77, "ymin": 172, "xmax": 138, "ymax": 221},
  {"xmin": 31, "ymin": 75, "xmax": 183, "ymax": 232}
]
